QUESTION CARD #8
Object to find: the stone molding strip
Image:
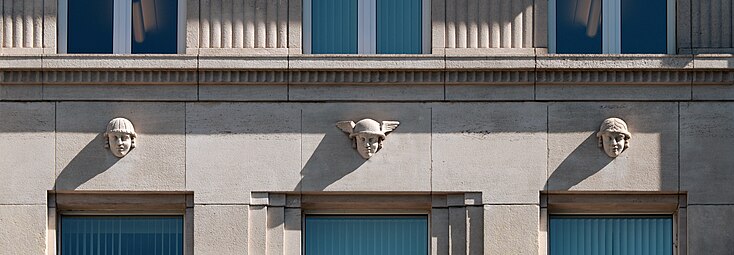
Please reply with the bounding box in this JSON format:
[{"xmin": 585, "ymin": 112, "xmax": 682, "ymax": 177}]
[{"xmin": 0, "ymin": 55, "xmax": 732, "ymax": 85}]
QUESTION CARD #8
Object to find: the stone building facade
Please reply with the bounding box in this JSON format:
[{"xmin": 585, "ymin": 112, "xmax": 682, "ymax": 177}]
[{"xmin": 1, "ymin": 0, "xmax": 733, "ymax": 254}]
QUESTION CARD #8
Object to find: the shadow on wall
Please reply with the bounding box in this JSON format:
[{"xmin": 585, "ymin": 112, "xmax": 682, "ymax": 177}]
[
  {"xmin": 547, "ymin": 133, "xmax": 614, "ymax": 190},
  {"xmin": 296, "ymin": 130, "xmax": 368, "ymax": 192},
  {"xmin": 55, "ymin": 133, "xmax": 121, "ymax": 190}
]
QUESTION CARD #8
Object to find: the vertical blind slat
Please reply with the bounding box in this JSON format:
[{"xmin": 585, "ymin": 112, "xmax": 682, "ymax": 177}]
[
  {"xmin": 61, "ymin": 216, "xmax": 183, "ymax": 255},
  {"xmin": 549, "ymin": 216, "xmax": 673, "ymax": 255}
]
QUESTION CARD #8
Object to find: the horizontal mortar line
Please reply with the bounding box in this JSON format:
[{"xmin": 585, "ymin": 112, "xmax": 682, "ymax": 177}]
[{"xmin": 0, "ymin": 203, "xmax": 47, "ymax": 206}]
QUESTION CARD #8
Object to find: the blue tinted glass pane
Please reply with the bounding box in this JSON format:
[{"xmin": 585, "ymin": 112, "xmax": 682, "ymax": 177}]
[
  {"xmin": 621, "ymin": 0, "xmax": 666, "ymax": 53},
  {"xmin": 132, "ymin": 0, "xmax": 178, "ymax": 54},
  {"xmin": 67, "ymin": 0, "xmax": 113, "ymax": 53},
  {"xmin": 556, "ymin": 0, "xmax": 602, "ymax": 53},
  {"xmin": 377, "ymin": 0, "xmax": 422, "ymax": 54},
  {"xmin": 549, "ymin": 216, "xmax": 673, "ymax": 255},
  {"xmin": 61, "ymin": 216, "xmax": 183, "ymax": 255},
  {"xmin": 311, "ymin": 0, "xmax": 357, "ymax": 54},
  {"xmin": 305, "ymin": 216, "xmax": 428, "ymax": 255}
]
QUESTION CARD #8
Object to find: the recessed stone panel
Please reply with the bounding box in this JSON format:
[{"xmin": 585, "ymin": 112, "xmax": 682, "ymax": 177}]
[
  {"xmin": 688, "ymin": 205, "xmax": 734, "ymax": 254},
  {"xmin": 194, "ymin": 205, "xmax": 249, "ymax": 255},
  {"xmin": 0, "ymin": 102, "xmax": 54, "ymax": 204},
  {"xmin": 0, "ymin": 205, "xmax": 47, "ymax": 254},
  {"xmin": 55, "ymin": 102, "xmax": 186, "ymax": 191},
  {"xmin": 681, "ymin": 102, "xmax": 734, "ymax": 204},
  {"xmin": 484, "ymin": 205, "xmax": 539, "ymax": 255},
  {"xmin": 300, "ymin": 103, "xmax": 431, "ymax": 192},
  {"xmin": 432, "ymin": 103, "xmax": 547, "ymax": 204},
  {"xmin": 547, "ymin": 102, "xmax": 679, "ymax": 191},
  {"xmin": 186, "ymin": 103, "xmax": 302, "ymax": 204}
]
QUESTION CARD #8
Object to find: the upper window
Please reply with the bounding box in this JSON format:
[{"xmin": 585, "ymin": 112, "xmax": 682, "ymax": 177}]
[
  {"xmin": 549, "ymin": 215, "xmax": 673, "ymax": 255},
  {"xmin": 60, "ymin": 216, "xmax": 184, "ymax": 255},
  {"xmin": 549, "ymin": 0, "xmax": 675, "ymax": 54},
  {"xmin": 303, "ymin": 0, "xmax": 430, "ymax": 54},
  {"xmin": 59, "ymin": 0, "xmax": 184, "ymax": 54},
  {"xmin": 304, "ymin": 215, "xmax": 429, "ymax": 255}
]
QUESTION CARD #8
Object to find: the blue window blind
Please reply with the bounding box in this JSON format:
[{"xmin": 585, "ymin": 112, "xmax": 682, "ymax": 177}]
[
  {"xmin": 60, "ymin": 216, "xmax": 183, "ymax": 255},
  {"xmin": 377, "ymin": 0, "xmax": 422, "ymax": 54},
  {"xmin": 620, "ymin": 0, "xmax": 666, "ymax": 53},
  {"xmin": 305, "ymin": 215, "xmax": 428, "ymax": 255},
  {"xmin": 131, "ymin": 0, "xmax": 179, "ymax": 54},
  {"xmin": 67, "ymin": 0, "xmax": 114, "ymax": 53},
  {"xmin": 550, "ymin": 216, "xmax": 673, "ymax": 255},
  {"xmin": 311, "ymin": 0, "xmax": 358, "ymax": 54},
  {"xmin": 555, "ymin": 0, "xmax": 603, "ymax": 53}
]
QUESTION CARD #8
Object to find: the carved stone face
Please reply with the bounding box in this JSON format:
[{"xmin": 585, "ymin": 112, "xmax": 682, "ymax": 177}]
[
  {"xmin": 108, "ymin": 132, "xmax": 133, "ymax": 158},
  {"xmin": 601, "ymin": 132, "xmax": 626, "ymax": 157},
  {"xmin": 355, "ymin": 133, "xmax": 382, "ymax": 159}
]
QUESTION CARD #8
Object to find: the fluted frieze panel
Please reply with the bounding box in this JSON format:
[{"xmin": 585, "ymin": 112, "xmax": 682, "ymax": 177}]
[
  {"xmin": 693, "ymin": 71, "xmax": 734, "ymax": 84},
  {"xmin": 445, "ymin": 0, "xmax": 533, "ymax": 48},
  {"xmin": 199, "ymin": 0, "xmax": 288, "ymax": 49},
  {"xmin": 446, "ymin": 70, "xmax": 533, "ymax": 84},
  {"xmin": 43, "ymin": 71, "xmax": 197, "ymax": 84},
  {"xmin": 692, "ymin": 0, "xmax": 734, "ymax": 48},
  {"xmin": 536, "ymin": 70, "xmax": 693, "ymax": 84},
  {"xmin": 199, "ymin": 70, "xmax": 288, "ymax": 84},
  {"xmin": 0, "ymin": 70, "xmax": 42, "ymax": 84},
  {"xmin": 289, "ymin": 71, "xmax": 444, "ymax": 84},
  {"xmin": 1, "ymin": 0, "xmax": 43, "ymax": 49}
]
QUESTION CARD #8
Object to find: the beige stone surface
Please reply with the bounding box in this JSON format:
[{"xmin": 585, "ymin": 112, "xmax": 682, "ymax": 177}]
[
  {"xmin": 0, "ymin": 102, "xmax": 54, "ymax": 204},
  {"xmin": 445, "ymin": 84, "xmax": 534, "ymax": 101},
  {"xmin": 681, "ymin": 102, "xmax": 734, "ymax": 204},
  {"xmin": 547, "ymin": 102, "xmax": 679, "ymax": 191},
  {"xmin": 289, "ymin": 84, "xmax": 444, "ymax": 101},
  {"xmin": 198, "ymin": 85, "xmax": 288, "ymax": 101},
  {"xmin": 186, "ymin": 103, "xmax": 301, "ymax": 203},
  {"xmin": 0, "ymin": 85, "xmax": 42, "ymax": 100},
  {"xmin": 300, "ymin": 103, "xmax": 431, "ymax": 192},
  {"xmin": 198, "ymin": 56, "xmax": 288, "ymax": 69},
  {"xmin": 536, "ymin": 55, "xmax": 694, "ymax": 69},
  {"xmin": 55, "ymin": 102, "xmax": 186, "ymax": 191},
  {"xmin": 194, "ymin": 205, "xmax": 249, "ymax": 255},
  {"xmin": 42, "ymin": 55, "xmax": 197, "ymax": 69},
  {"xmin": 484, "ymin": 205, "xmax": 539, "ymax": 255},
  {"xmin": 693, "ymin": 85, "xmax": 734, "ymax": 100},
  {"xmin": 0, "ymin": 205, "xmax": 46, "ymax": 254},
  {"xmin": 432, "ymin": 103, "xmax": 547, "ymax": 204},
  {"xmin": 288, "ymin": 55, "xmax": 444, "ymax": 70},
  {"xmin": 43, "ymin": 85, "xmax": 198, "ymax": 101},
  {"xmin": 536, "ymin": 84, "xmax": 692, "ymax": 101},
  {"xmin": 445, "ymin": 55, "xmax": 535, "ymax": 69},
  {"xmin": 691, "ymin": 0, "xmax": 734, "ymax": 48},
  {"xmin": 688, "ymin": 205, "xmax": 734, "ymax": 254}
]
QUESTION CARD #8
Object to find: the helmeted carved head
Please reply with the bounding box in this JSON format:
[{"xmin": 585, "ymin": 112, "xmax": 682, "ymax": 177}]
[
  {"xmin": 596, "ymin": 117, "xmax": 631, "ymax": 158},
  {"xmin": 337, "ymin": 119, "xmax": 400, "ymax": 159},
  {"xmin": 105, "ymin": 117, "xmax": 137, "ymax": 158}
]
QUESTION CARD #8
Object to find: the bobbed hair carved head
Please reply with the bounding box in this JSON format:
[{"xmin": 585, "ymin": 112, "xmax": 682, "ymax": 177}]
[{"xmin": 105, "ymin": 117, "xmax": 137, "ymax": 158}]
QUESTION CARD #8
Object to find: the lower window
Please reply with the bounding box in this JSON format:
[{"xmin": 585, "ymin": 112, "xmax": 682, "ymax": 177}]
[
  {"xmin": 304, "ymin": 215, "xmax": 428, "ymax": 255},
  {"xmin": 549, "ymin": 215, "xmax": 673, "ymax": 255},
  {"xmin": 59, "ymin": 216, "xmax": 184, "ymax": 255}
]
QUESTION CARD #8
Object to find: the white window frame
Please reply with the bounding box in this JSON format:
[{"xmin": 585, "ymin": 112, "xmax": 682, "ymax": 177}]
[
  {"xmin": 303, "ymin": 0, "xmax": 431, "ymax": 54},
  {"xmin": 58, "ymin": 0, "xmax": 186, "ymax": 54},
  {"xmin": 548, "ymin": 0, "xmax": 676, "ymax": 54}
]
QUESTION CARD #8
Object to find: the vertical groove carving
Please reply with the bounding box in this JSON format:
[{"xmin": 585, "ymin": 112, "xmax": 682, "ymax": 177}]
[
  {"xmin": 200, "ymin": 0, "xmax": 211, "ymax": 48},
  {"xmin": 222, "ymin": 0, "xmax": 233, "ymax": 48},
  {"xmin": 199, "ymin": 0, "xmax": 288, "ymax": 49},
  {"xmin": 0, "ymin": 0, "xmax": 43, "ymax": 49},
  {"xmin": 211, "ymin": 0, "xmax": 222, "ymax": 48},
  {"xmin": 446, "ymin": 0, "xmax": 534, "ymax": 49},
  {"xmin": 693, "ymin": 0, "xmax": 734, "ymax": 48}
]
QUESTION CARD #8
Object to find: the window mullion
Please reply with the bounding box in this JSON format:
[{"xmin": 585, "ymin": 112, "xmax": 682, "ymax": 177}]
[
  {"xmin": 112, "ymin": 0, "xmax": 131, "ymax": 54},
  {"xmin": 358, "ymin": 0, "xmax": 376, "ymax": 54},
  {"xmin": 602, "ymin": 0, "xmax": 621, "ymax": 53}
]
